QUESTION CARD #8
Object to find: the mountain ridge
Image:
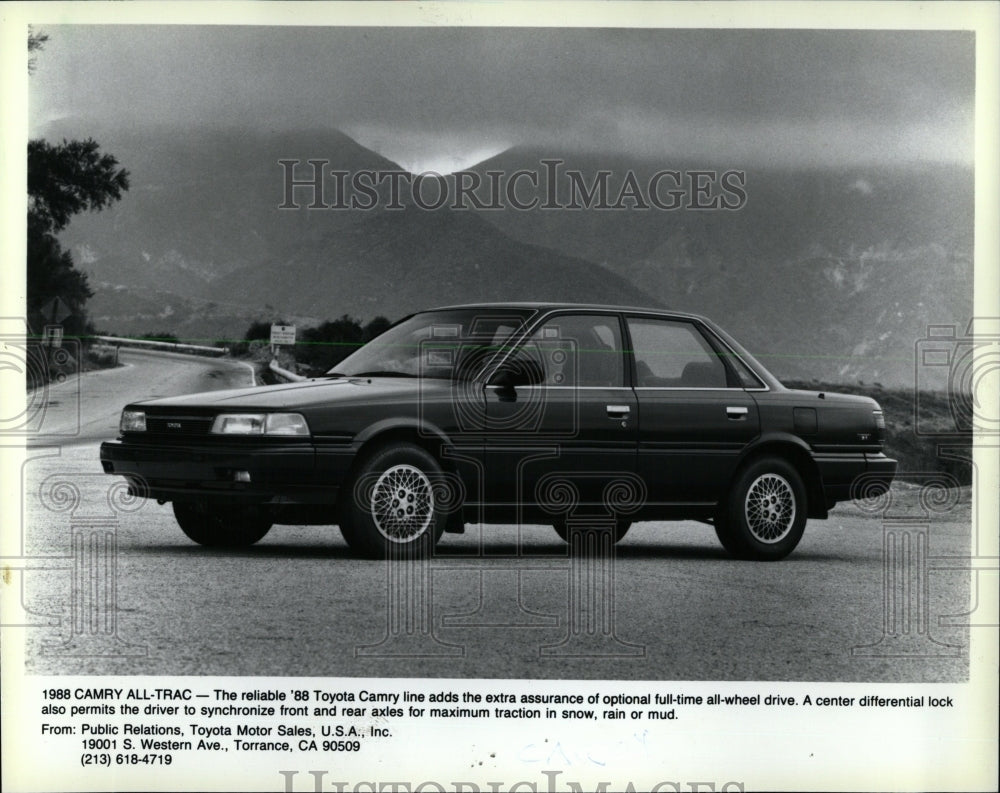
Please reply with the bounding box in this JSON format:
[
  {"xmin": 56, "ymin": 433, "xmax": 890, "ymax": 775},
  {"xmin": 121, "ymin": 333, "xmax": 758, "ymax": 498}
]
[{"xmin": 49, "ymin": 125, "xmax": 973, "ymax": 386}]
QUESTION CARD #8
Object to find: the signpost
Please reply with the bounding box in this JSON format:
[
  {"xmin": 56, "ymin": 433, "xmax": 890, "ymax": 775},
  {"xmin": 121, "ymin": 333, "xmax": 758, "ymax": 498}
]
[
  {"xmin": 270, "ymin": 324, "xmax": 296, "ymax": 354},
  {"xmin": 42, "ymin": 325, "xmax": 64, "ymax": 349},
  {"xmin": 38, "ymin": 299, "xmax": 71, "ymax": 373}
]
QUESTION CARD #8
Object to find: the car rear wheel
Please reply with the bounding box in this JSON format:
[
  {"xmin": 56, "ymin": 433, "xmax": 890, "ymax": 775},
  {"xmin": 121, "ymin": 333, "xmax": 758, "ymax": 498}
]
[
  {"xmin": 553, "ymin": 520, "xmax": 632, "ymax": 544},
  {"xmin": 172, "ymin": 501, "xmax": 272, "ymax": 548},
  {"xmin": 715, "ymin": 456, "xmax": 806, "ymax": 561},
  {"xmin": 339, "ymin": 443, "xmax": 446, "ymax": 558}
]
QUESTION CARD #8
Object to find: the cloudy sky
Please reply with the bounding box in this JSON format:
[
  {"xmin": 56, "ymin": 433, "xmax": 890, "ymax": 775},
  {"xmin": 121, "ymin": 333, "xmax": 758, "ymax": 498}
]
[{"xmin": 29, "ymin": 25, "xmax": 974, "ymax": 172}]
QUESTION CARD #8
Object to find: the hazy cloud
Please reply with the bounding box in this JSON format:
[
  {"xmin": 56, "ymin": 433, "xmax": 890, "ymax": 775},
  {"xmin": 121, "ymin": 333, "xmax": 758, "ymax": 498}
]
[{"xmin": 29, "ymin": 26, "xmax": 974, "ymax": 168}]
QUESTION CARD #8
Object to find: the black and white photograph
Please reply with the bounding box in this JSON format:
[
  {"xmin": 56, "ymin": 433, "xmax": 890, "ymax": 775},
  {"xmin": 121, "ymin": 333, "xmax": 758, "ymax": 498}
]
[{"xmin": 2, "ymin": 2, "xmax": 997, "ymax": 791}]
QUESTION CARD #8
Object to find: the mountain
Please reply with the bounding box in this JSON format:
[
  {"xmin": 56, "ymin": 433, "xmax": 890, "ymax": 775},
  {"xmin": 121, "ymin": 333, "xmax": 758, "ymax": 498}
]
[
  {"xmin": 207, "ymin": 208, "xmax": 655, "ymax": 320},
  {"xmin": 468, "ymin": 149, "xmax": 973, "ymax": 386},
  {"xmin": 51, "ymin": 125, "xmax": 655, "ymax": 340},
  {"xmin": 57, "ymin": 125, "xmax": 399, "ymax": 292},
  {"xmin": 47, "ymin": 123, "xmax": 973, "ymax": 387}
]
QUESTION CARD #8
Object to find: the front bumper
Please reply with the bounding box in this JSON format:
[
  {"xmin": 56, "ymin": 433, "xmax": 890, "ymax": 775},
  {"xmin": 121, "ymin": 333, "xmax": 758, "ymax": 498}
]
[{"xmin": 100, "ymin": 439, "xmax": 353, "ymax": 505}]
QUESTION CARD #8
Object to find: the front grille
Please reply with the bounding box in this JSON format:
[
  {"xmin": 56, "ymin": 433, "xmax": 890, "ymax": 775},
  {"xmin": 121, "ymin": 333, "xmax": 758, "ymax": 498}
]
[{"xmin": 144, "ymin": 414, "xmax": 215, "ymax": 436}]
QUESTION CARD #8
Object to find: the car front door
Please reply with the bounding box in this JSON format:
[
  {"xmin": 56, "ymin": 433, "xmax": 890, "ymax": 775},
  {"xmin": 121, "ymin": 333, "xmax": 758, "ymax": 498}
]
[
  {"xmin": 625, "ymin": 315, "xmax": 761, "ymax": 507},
  {"xmin": 483, "ymin": 312, "xmax": 638, "ymax": 519}
]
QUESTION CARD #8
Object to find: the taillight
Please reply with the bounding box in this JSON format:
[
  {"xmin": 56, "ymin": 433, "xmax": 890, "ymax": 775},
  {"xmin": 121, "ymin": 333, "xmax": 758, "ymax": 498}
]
[{"xmin": 873, "ymin": 409, "xmax": 886, "ymax": 442}]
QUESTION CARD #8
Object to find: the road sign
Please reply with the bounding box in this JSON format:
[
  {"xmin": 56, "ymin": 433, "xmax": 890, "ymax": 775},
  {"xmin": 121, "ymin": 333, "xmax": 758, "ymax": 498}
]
[
  {"xmin": 40, "ymin": 297, "xmax": 72, "ymax": 324},
  {"xmin": 270, "ymin": 324, "xmax": 296, "ymax": 346}
]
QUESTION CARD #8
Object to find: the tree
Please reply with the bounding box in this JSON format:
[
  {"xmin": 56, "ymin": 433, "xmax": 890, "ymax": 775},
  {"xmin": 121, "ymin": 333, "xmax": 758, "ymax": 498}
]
[
  {"xmin": 28, "ymin": 28, "xmax": 48, "ymax": 74},
  {"xmin": 28, "ymin": 138, "xmax": 130, "ymax": 237},
  {"xmin": 27, "ymin": 32, "xmax": 130, "ymax": 338},
  {"xmin": 363, "ymin": 316, "xmax": 392, "ymax": 340},
  {"xmin": 294, "ymin": 315, "xmax": 393, "ymax": 373},
  {"xmin": 299, "ymin": 316, "xmax": 367, "ymax": 372},
  {"xmin": 230, "ymin": 319, "xmax": 284, "ymax": 356}
]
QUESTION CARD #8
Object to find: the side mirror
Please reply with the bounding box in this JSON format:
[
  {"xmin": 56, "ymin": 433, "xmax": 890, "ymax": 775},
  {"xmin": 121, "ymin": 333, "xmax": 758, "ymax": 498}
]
[{"xmin": 489, "ymin": 357, "xmax": 545, "ymax": 389}]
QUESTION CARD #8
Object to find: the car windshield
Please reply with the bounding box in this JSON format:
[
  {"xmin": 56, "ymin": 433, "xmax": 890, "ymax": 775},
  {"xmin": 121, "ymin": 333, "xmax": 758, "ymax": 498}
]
[{"xmin": 327, "ymin": 309, "xmax": 534, "ymax": 380}]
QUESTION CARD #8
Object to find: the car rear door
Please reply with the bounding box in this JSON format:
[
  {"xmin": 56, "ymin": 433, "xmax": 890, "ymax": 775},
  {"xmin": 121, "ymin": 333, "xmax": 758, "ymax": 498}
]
[{"xmin": 625, "ymin": 315, "xmax": 761, "ymax": 506}]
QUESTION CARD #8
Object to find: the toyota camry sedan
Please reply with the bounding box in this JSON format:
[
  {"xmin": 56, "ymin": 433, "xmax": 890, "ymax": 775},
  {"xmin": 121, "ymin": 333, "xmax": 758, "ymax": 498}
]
[{"xmin": 100, "ymin": 303, "xmax": 896, "ymax": 559}]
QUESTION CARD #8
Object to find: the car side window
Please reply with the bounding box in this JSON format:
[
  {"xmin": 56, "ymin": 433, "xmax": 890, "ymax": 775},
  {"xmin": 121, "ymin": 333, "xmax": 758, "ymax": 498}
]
[
  {"xmin": 725, "ymin": 352, "xmax": 766, "ymax": 389},
  {"xmin": 517, "ymin": 314, "xmax": 625, "ymax": 387},
  {"xmin": 627, "ymin": 318, "xmax": 729, "ymax": 388}
]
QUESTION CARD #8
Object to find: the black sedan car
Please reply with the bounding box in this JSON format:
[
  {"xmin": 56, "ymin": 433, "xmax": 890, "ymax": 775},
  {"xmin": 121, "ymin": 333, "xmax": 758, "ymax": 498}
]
[{"xmin": 100, "ymin": 303, "xmax": 896, "ymax": 560}]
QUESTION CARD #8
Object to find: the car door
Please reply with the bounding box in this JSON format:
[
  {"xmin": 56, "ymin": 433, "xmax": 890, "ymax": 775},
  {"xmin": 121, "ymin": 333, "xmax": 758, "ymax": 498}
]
[
  {"xmin": 625, "ymin": 315, "xmax": 761, "ymax": 506},
  {"xmin": 482, "ymin": 312, "xmax": 638, "ymax": 515}
]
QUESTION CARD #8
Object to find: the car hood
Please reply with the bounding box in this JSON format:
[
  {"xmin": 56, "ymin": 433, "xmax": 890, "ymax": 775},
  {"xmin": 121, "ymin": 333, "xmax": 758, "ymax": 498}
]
[{"xmin": 129, "ymin": 376, "xmax": 449, "ymax": 411}]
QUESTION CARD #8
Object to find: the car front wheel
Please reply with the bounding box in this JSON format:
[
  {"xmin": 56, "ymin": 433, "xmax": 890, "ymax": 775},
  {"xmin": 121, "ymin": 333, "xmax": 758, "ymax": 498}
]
[
  {"xmin": 172, "ymin": 501, "xmax": 272, "ymax": 547},
  {"xmin": 715, "ymin": 457, "xmax": 807, "ymax": 561},
  {"xmin": 339, "ymin": 443, "xmax": 447, "ymax": 558}
]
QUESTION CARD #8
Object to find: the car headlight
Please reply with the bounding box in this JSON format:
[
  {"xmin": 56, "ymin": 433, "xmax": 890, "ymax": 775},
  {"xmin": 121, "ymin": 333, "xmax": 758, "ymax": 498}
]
[
  {"xmin": 120, "ymin": 409, "xmax": 146, "ymax": 432},
  {"xmin": 210, "ymin": 412, "xmax": 310, "ymax": 436}
]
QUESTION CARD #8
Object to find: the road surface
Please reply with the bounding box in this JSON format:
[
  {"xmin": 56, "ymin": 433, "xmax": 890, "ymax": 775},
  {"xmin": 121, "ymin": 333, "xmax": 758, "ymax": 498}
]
[
  {"xmin": 23, "ymin": 347, "xmax": 256, "ymax": 445},
  {"xmin": 16, "ymin": 350, "xmax": 973, "ymax": 681}
]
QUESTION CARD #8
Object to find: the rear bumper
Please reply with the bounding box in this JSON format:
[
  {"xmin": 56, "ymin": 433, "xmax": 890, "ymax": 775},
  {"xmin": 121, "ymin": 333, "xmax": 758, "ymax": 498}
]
[
  {"xmin": 814, "ymin": 451, "xmax": 897, "ymax": 504},
  {"xmin": 100, "ymin": 439, "xmax": 353, "ymax": 505},
  {"xmin": 855, "ymin": 452, "xmax": 898, "ymax": 499}
]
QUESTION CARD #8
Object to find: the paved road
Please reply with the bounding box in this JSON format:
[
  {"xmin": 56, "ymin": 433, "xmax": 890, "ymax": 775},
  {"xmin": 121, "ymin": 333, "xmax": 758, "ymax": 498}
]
[
  {"xmin": 24, "ymin": 348, "xmax": 256, "ymax": 445},
  {"xmin": 19, "ymin": 351, "xmax": 972, "ymax": 681}
]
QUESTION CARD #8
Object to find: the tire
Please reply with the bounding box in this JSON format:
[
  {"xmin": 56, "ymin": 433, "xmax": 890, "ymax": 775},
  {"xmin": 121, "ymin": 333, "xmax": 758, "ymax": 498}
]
[
  {"xmin": 553, "ymin": 519, "xmax": 631, "ymax": 544},
  {"xmin": 338, "ymin": 443, "xmax": 447, "ymax": 558},
  {"xmin": 172, "ymin": 501, "xmax": 272, "ymax": 548},
  {"xmin": 714, "ymin": 456, "xmax": 807, "ymax": 561}
]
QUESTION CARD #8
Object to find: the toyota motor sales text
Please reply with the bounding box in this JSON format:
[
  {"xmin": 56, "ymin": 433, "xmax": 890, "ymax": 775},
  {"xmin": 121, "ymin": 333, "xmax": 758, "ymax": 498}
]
[{"xmin": 32, "ymin": 681, "xmax": 962, "ymax": 786}]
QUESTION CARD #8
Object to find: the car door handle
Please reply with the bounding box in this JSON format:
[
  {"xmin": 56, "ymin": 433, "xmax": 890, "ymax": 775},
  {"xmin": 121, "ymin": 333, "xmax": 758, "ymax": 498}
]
[
  {"xmin": 727, "ymin": 406, "xmax": 749, "ymax": 420},
  {"xmin": 606, "ymin": 405, "xmax": 631, "ymax": 418}
]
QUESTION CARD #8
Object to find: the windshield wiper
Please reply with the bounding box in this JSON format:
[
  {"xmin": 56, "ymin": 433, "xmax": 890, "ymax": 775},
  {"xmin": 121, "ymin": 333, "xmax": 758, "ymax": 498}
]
[{"xmin": 346, "ymin": 370, "xmax": 420, "ymax": 378}]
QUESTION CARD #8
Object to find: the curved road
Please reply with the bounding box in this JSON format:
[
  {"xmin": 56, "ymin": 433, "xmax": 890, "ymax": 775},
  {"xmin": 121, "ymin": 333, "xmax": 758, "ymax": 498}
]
[
  {"xmin": 26, "ymin": 348, "xmax": 255, "ymax": 445},
  {"xmin": 19, "ymin": 350, "xmax": 972, "ymax": 681}
]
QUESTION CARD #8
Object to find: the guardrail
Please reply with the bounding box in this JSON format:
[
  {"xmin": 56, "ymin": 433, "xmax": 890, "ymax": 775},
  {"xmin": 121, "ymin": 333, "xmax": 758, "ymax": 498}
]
[
  {"xmin": 93, "ymin": 335, "xmax": 228, "ymax": 356},
  {"xmin": 269, "ymin": 358, "xmax": 306, "ymax": 382}
]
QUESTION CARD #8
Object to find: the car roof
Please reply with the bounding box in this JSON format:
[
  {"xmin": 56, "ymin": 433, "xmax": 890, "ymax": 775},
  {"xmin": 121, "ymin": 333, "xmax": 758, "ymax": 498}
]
[{"xmin": 424, "ymin": 301, "xmax": 709, "ymax": 322}]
